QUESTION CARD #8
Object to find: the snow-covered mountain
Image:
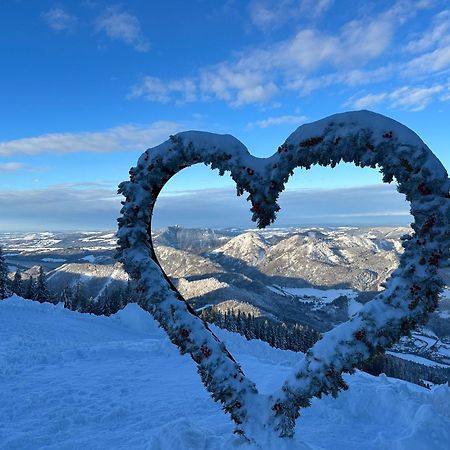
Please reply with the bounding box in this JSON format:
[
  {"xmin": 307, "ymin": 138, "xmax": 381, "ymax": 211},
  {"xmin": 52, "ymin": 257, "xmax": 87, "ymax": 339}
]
[
  {"xmin": 0, "ymin": 231, "xmax": 116, "ymax": 273},
  {"xmin": 212, "ymin": 231, "xmax": 268, "ymax": 265},
  {"xmin": 156, "ymin": 245, "xmax": 222, "ymax": 277},
  {"xmin": 46, "ymin": 262, "xmax": 128, "ymax": 300},
  {"xmin": 1, "ymin": 296, "xmax": 449, "ymax": 450},
  {"xmin": 152, "ymin": 226, "xmax": 234, "ymax": 253},
  {"xmin": 257, "ymin": 228, "xmax": 404, "ymax": 291}
]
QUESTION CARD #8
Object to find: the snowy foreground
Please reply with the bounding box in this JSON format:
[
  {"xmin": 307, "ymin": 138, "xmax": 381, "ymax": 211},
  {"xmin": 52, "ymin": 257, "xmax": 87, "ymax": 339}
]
[{"xmin": 1, "ymin": 297, "xmax": 449, "ymax": 450}]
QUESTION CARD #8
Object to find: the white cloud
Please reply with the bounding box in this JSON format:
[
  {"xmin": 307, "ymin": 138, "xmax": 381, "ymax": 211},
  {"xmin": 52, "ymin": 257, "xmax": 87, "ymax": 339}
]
[
  {"xmin": 96, "ymin": 9, "xmax": 149, "ymax": 52},
  {"xmin": 0, "ymin": 121, "xmax": 183, "ymax": 156},
  {"xmin": 199, "ymin": 66, "xmax": 278, "ymax": 106},
  {"xmin": 0, "ymin": 183, "xmax": 120, "ymax": 231},
  {"xmin": 130, "ymin": 1, "xmax": 450, "ymax": 108},
  {"xmin": 248, "ymin": 0, "xmax": 334, "ymax": 30},
  {"xmin": 404, "ymin": 10, "xmax": 450, "ymax": 53},
  {"xmin": 42, "ymin": 7, "xmax": 77, "ymax": 31},
  {"xmin": 129, "ymin": 77, "xmax": 197, "ymax": 104},
  {"xmin": 0, "ymin": 182, "xmax": 411, "ymax": 230},
  {"xmin": 351, "ymin": 93, "xmax": 388, "ymax": 109},
  {"xmin": 248, "ymin": 1, "xmax": 278, "ymax": 29},
  {"xmin": 404, "ymin": 45, "xmax": 450, "ymax": 76},
  {"xmin": 247, "ymin": 115, "xmax": 308, "ymax": 129},
  {"xmin": 0, "ymin": 162, "xmax": 46, "ymax": 173},
  {"xmin": 389, "ymin": 85, "xmax": 445, "ymax": 111},
  {"xmin": 0, "ymin": 163, "xmax": 26, "ymax": 172},
  {"xmin": 130, "ymin": 1, "xmax": 407, "ymax": 106},
  {"xmin": 348, "ymin": 83, "xmax": 448, "ymax": 111},
  {"xmin": 152, "ymin": 184, "xmax": 411, "ymax": 228},
  {"xmin": 440, "ymin": 90, "xmax": 450, "ymax": 101},
  {"xmin": 131, "ymin": 16, "xmax": 392, "ymax": 106}
]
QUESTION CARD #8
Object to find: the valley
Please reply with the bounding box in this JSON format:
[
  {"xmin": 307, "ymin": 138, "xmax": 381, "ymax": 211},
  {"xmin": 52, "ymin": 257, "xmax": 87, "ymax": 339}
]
[{"xmin": 2, "ymin": 226, "xmax": 450, "ymax": 379}]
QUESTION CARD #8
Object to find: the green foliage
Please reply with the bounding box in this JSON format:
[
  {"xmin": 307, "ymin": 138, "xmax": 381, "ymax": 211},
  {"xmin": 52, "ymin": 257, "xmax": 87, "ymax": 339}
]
[
  {"xmin": 35, "ymin": 266, "xmax": 52, "ymax": 303},
  {"xmin": 0, "ymin": 246, "xmax": 10, "ymax": 300},
  {"xmin": 11, "ymin": 268, "xmax": 23, "ymax": 297},
  {"xmin": 201, "ymin": 307, "xmax": 321, "ymax": 353}
]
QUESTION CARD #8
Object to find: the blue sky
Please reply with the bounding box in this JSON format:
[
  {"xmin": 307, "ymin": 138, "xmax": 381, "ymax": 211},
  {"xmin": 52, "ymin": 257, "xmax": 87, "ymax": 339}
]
[{"xmin": 0, "ymin": 0, "xmax": 449, "ymax": 230}]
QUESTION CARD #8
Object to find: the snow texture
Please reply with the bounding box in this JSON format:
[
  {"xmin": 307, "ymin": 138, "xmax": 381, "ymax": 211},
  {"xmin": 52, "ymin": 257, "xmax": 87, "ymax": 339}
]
[
  {"xmin": 81, "ymin": 255, "xmax": 97, "ymax": 263},
  {"xmin": 116, "ymin": 110, "xmax": 450, "ymax": 440},
  {"xmin": 272, "ymin": 286, "xmax": 357, "ymax": 303},
  {"xmin": 1, "ymin": 296, "xmax": 449, "ymax": 450}
]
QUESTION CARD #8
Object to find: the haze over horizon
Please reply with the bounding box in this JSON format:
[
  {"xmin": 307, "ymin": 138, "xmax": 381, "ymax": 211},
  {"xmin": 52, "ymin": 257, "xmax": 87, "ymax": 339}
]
[{"xmin": 0, "ymin": 182, "xmax": 412, "ymax": 231}]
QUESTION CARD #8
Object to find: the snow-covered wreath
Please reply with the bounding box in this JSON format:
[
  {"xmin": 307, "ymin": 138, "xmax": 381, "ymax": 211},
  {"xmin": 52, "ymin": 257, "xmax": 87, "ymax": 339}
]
[{"xmin": 116, "ymin": 110, "xmax": 450, "ymax": 442}]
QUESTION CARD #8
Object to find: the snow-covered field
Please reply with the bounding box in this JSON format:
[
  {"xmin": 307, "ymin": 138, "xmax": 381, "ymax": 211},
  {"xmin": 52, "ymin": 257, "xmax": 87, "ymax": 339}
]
[
  {"xmin": 1, "ymin": 296, "xmax": 449, "ymax": 449},
  {"xmin": 277, "ymin": 286, "xmax": 357, "ymax": 302},
  {"xmin": 386, "ymin": 351, "xmax": 450, "ymax": 368},
  {"xmin": 269, "ymin": 285, "xmax": 363, "ymax": 315}
]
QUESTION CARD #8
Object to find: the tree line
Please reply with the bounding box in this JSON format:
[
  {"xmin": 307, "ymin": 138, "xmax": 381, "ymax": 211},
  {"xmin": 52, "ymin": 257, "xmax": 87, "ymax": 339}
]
[
  {"xmin": 60, "ymin": 280, "xmax": 138, "ymax": 316},
  {"xmin": 0, "ymin": 246, "xmax": 52, "ymax": 303},
  {"xmin": 201, "ymin": 307, "xmax": 321, "ymax": 353},
  {"xmin": 201, "ymin": 306, "xmax": 449, "ymax": 388},
  {"xmin": 0, "ymin": 246, "xmax": 138, "ymax": 315},
  {"xmin": 362, "ymin": 352, "xmax": 450, "ymax": 388}
]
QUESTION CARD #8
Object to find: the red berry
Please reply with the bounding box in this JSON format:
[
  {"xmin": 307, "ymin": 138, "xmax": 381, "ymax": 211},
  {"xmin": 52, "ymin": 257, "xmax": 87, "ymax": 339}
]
[
  {"xmin": 418, "ymin": 182, "xmax": 431, "ymax": 195},
  {"xmin": 180, "ymin": 328, "xmax": 190, "ymax": 338},
  {"xmin": 200, "ymin": 345, "xmax": 212, "ymax": 358},
  {"xmin": 355, "ymin": 330, "xmax": 365, "ymax": 341},
  {"xmin": 410, "ymin": 284, "xmax": 421, "ymax": 294},
  {"xmin": 272, "ymin": 403, "xmax": 283, "ymax": 413},
  {"xmin": 422, "ymin": 216, "xmax": 436, "ymax": 232}
]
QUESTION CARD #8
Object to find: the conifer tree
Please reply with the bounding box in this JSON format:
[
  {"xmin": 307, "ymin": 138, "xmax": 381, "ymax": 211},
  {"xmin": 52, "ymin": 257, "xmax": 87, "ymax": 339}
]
[
  {"xmin": 0, "ymin": 246, "xmax": 10, "ymax": 300},
  {"xmin": 35, "ymin": 266, "xmax": 51, "ymax": 303},
  {"xmin": 73, "ymin": 282, "xmax": 88, "ymax": 312},
  {"xmin": 25, "ymin": 276, "xmax": 36, "ymax": 300},
  {"xmin": 11, "ymin": 268, "xmax": 23, "ymax": 297},
  {"xmin": 97, "ymin": 286, "xmax": 111, "ymax": 315},
  {"xmin": 122, "ymin": 280, "xmax": 133, "ymax": 305},
  {"xmin": 108, "ymin": 287, "xmax": 123, "ymax": 314},
  {"xmin": 86, "ymin": 296, "xmax": 97, "ymax": 314},
  {"xmin": 62, "ymin": 286, "xmax": 73, "ymax": 310}
]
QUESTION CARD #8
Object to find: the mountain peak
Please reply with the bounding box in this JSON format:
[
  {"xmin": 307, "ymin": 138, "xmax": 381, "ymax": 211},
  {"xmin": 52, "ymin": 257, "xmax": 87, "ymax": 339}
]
[{"xmin": 212, "ymin": 232, "xmax": 268, "ymax": 264}]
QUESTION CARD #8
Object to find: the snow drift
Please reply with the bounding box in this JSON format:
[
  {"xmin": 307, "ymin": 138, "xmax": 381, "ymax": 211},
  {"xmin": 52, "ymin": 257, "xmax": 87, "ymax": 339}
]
[{"xmin": 0, "ymin": 296, "xmax": 449, "ymax": 449}]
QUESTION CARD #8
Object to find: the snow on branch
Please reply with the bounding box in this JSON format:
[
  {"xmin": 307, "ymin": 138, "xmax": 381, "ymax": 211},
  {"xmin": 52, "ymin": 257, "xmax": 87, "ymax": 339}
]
[{"xmin": 116, "ymin": 110, "xmax": 450, "ymax": 442}]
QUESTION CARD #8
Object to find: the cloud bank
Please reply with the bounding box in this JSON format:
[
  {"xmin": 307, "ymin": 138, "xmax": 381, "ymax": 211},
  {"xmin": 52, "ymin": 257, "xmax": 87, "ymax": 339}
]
[
  {"xmin": 0, "ymin": 183, "xmax": 412, "ymax": 231},
  {"xmin": 130, "ymin": 1, "xmax": 450, "ymax": 111},
  {"xmin": 0, "ymin": 121, "xmax": 182, "ymax": 156}
]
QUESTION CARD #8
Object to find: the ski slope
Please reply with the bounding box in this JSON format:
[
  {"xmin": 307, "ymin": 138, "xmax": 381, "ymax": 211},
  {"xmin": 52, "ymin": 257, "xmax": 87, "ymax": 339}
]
[{"xmin": 0, "ymin": 296, "xmax": 449, "ymax": 449}]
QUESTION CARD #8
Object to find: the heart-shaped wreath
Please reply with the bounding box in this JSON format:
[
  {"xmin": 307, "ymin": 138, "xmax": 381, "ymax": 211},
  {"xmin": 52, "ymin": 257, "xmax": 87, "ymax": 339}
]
[{"xmin": 116, "ymin": 110, "xmax": 450, "ymax": 442}]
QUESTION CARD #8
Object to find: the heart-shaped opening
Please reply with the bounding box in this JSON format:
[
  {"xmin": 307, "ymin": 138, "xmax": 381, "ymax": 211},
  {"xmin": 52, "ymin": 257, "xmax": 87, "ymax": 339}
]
[
  {"xmin": 151, "ymin": 162, "xmax": 416, "ymax": 383},
  {"xmin": 117, "ymin": 111, "xmax": 450, "ymax": 442}
]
